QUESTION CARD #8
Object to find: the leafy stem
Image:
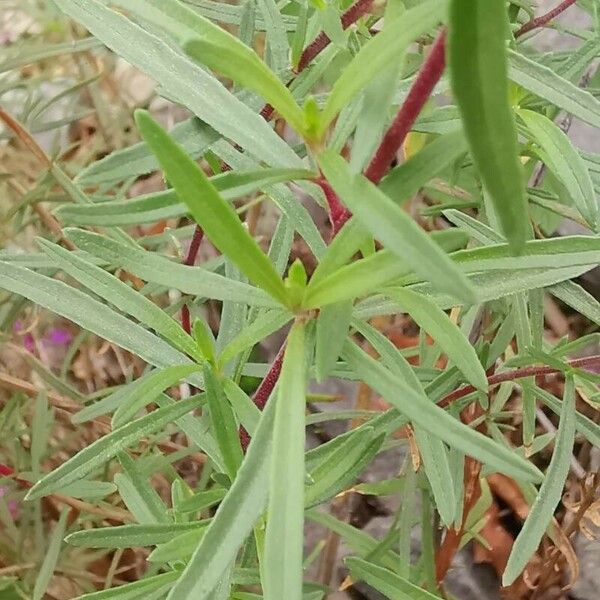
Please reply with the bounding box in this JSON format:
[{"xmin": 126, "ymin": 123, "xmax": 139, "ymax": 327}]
[
  {"xmin": 515, "ymin": 0, "xmax": 577, "ymax": 37},
  {"xmin": 364, "ymin": 28, "xmax": 447, "ymax": 184},
  {"xmin": 260, "ymin": 0, "xmax": 375, "ymax": 121},
  {"xmin": 439, "ymin": 354, "xmax": 600, "ymax": 408},
  {"xmin": 296, "ymin": 0, "xmax": 375, "ymax": 73},
  {"xmin": 181, "ymin": 225, "xmax": 204, "ymax": 334}
]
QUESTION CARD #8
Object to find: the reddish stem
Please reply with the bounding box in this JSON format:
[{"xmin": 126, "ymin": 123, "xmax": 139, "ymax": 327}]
[
  {"xmin": 240, "ymin": 343, "xmax": 286, "ymax": 450},
  {"xmin": 439, "ymin": 354, "xmax": 600, "ymax": 408},
  {"xmin": 259, "ymin": 0, "xmax": 374, "ymax": 122},
  {"xmin": 0, "ymin": 463, "xmax": 31, "ymax": 489},
  {"xmin": 318, "ymin": 176, "xmax": 351, "ymax": 236},
  {"xmin": 515, "ymin": 0, "xmax": 577, "ymax": 37},
  {"xmin": 180, "ymin": 225, "xmax": 205, "ymax": 334},
  {"xmin": 297, "ymin": 0, "xmax": 374, "ymax": 73},
  {"xmin": 364, "ymin": 29, "xmax": 447, "ymax": 184}
]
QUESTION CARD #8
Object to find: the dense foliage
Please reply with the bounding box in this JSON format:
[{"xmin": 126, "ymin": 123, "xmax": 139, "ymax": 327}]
[{"xmin": 1, "ymin": 0, "xmax": 600, "ymax": 598}]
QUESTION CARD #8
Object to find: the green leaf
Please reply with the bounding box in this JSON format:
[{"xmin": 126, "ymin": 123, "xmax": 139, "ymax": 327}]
[
  {"xmin": 315, "ymin": 300, "xmax": 353, "ymax": 382},
  {"xmin": 305, "ymin": 230, "xmax": 469, "ymax": 309},
  {"xmin": 176, "ymin": 488, "xmax": 227, "ymax": 514},
  {"xmin": 119, "ymin": 452, "xmax": 171, "ymax": 525},
  {"xmin": 346, "ymin": 557, "xmax": 442, "ymax": 600},
  {"xmin": 550, "ymin": 280, "xmax": 600, "ymax": 327},
  {"xmin": 135, "ymin": 111, "xmax": 289, "ymax": 306},
  {"xmin": 223, "ymin": 380, "xmax": 261, "ymax": 436},
  {"xmin": 54, "ymin": 0, "xmax": 300, "ymax": 167},
  {"xmin": 320, "ymin": 0, "xmax": 447, "ymax": 131},
  {"xmin": 350, "ymin": 0, "xmax": 404, "ymax": 172},
  {"xmin": 413, "ymin": 427, "xmax": 456, "ymax": 527},
  {"xmin": 0, "ymin": 261, "xmax": 196, "ymax": 374},
  {"xmin": 307, "ymin": 510, "xmax": 403, "ymax": 572},
  {"xmin": 60, "ymin": 168, "xmax": 315, "ymax": 226},
  {"xmin": 148, "ymin": 528, "xmax": 207, "ymax": 564},
  {"xmin": 385, "ymin": 288, "xmax": 488, "ymax": 391},
  {"xmin": 65, "ymin": 229, "xmax": 278, "ymax": 308},
  {"xmin": 503, "ymin": 376, "xmax": 577, "ymax": 585},
  {"xmin": 379, "ymin": 129, "xmax": 468, "ymax": 204},
  {"xmin": 115, "ymin": 455, "xmax": 171, "ymax": 525},
  {"xmin": 219, "ymin": 309, "xmax": 292, "ymax": 365},
  {"xmin": 352, "ymin": 319, "xmax": 457, "ymax": 526},
  {"xmin": 264, "ymin": 323, "xmax": 306, "ymax": 600},
  {"xmin": 166, "ymin": 366, "xmax": 277, "ymax": 600},
  {"xmin": 0, "ymin": 36, "xmax": 101, "ymax": 73},
  {"xmin": 508, "ymin": 49, "xmax": 600, "ymax": 129},
  {"xmin": 203, "ymin": 364, "xmax": 244, "ymax": 479},
  {"xmin": 117, "ymin": 0, "xmax": 300, "ymax": 131},
  {"xmin": 26, "ymin": 395, "xmax": 201, "ymax": 500},
  {"xmin": 309, "ymin": 218, "xmax": 371, "ymax": 286},
  {"xmin": 519, "ymin": 109, "xmax": 598, "ymax": 229},
  {"xmin": 449, "ymin": 0, "xmax": 528, "ymax": 252},
  {"xmin": 111, "ymin": 365, "xmax": 202, "ymax": 428},
  {"xmin": 55, "ymin": 481, "xmax": 117, "ymax": 500},
  {"xmin": 252, "ymin": 0, "xmax": 290, "ymax": 73},
  {"xmin": 73, "ymin": 572, "xmax": 179, "ymax": 600},
  {"xmin": 66, "ymin": 522, "xmax": 209, "ymax": 548},
  {"xmin": 76, "ymin": 117, "xmax": 219, "ymax": 186},
  {"xmin": 305, "ymin": 427, "xmax": 384, "ymax": 508},
  {"xmin": 183, "ymin": 38, "xmax": 302, "ymax": 133},
  {"xmin": 317, "ymin": 152, "xmax": 476, "ymax": 303},
  {"xmin": 343, "ymin": 342, "xmax": 543, "ymax": 483},
  {"xmin": 33, "ymin": 508, "xmax": 69, "ymax": 600},
  {"xmin": 193, "ymin": 319, "xmax": 216, "ymax": 364},
  {"xmin": 535, "ymin": 385, "xmax": 600, "ymax": 449},
  {"xmin": 38, "ymin": 238, "xmax": 201, "ymax": 361}
]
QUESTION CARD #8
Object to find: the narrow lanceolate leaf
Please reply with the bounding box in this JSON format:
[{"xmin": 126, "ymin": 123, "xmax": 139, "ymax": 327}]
[
  {"xmin": 59, "ymin": 168, "xmax": 315, "ymax": 226},
  {"xmin": 184, "ymin": 38, "xmax": 302, "ymax": 133},
  {"xmin": 449, "ymin": 0, "xmax": 528, "ymax": 252},
  {"xmin": 519, "ymin": 109, "xmax": 598, "ymax": 229},
  {"xmin": 26, "ymin": 395, "xmax": 201, "ymax": 500},
  {"xmin": 66, "ymin": 522, "xmax": 209, "ymax": 548},
  {"xmin": 508, "ymin": 50, "xmax": 600, "ymax": 130},
  {"xmin": 320, "ymin": 0, "xmax": 447, "ymax": 131},
  {"xmin": 305, "ymin": 428, "xmax": 384, "ymax": 508},
  {"xmin": 115, "ymin": 461, "xmax": 170, "ymax": 525},
  {"xmin": 219, "ymin": 309, "xmax": 292, "ymax": 364},
  {"xmin": 550, "ymin": 280, "xmax": 600, "ymax": 327},
  {"xmin": 53, "ymin": 0, "xmax": 300, "ymax": 167},
  {"xmin": 33, "ymin": 508, "xmax": 69, "ymax": 600},
  {"xmin": 118, "ymin": 454, "xmax": 170, "ymax": 525},
  {"xmin": 203, "ymin": 364, "xmax": 243, "ymax": 479},
  {"xmin": 353, "ymin": 319, "xmax": 457, "ymax": 526},
  {"xmin": 264, "ymin": 323, "xmax": 306, "ymax": 600},
  {"xmin": 112, "ymin": 365, "xmax": 202, "ymax": 429},
  {"xmin": 0, "ymin": 261, "xmax": 195, "ymax": 374},
  {"xmin": 65, "ymin": 229, "xmax": 278, "ymax": 308},
  {"xmin": 343, "ymin": 342, "xmax": 543, "ymax": 483},
  {"xmin": 318, "ymin": 152, "xmax": 476, "ymax": 304},
  {"xmin": 346, "ymin": 557, "xmax": 442, "ymax": 600},
  {"xmin": 76, "ymin": 117, "xmax": 219, "ymax": 186},
  {"xmin": 166, "ymin": 375, "xmax": 278, "ymax": 600},
  {"xmin": 379, "ymin": 129, "xmax": 469, "ymax": 204},
  {"xmin": 386, "ymin": 288, "xmax": 488, "ymax": 391},
  {"xmin": 504, "ymin": 377, "xmax": 577, "ymax": 585},
  {"xmin": 135, "ymin": 111, "xmax": 289, "ymax": 306},
  {"xmin": 118, "ymin": 0, "xmax": 301, "ymax": 131},
  {"xmin": 38, "ymin": 238, "xmax": 201, "ymax": 361},
  {"xmin": 315, "ymin": 300, "xmax": 353, "ymax": 382},
  {"xmin": 73, "ymin": 572, "xmax": 179, "ymax": 600}
]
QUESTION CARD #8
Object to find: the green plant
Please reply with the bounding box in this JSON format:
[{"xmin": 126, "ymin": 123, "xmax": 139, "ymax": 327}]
[{"xmin": 2, "ymin": 0, "xmax": 600, "ymax": 598}]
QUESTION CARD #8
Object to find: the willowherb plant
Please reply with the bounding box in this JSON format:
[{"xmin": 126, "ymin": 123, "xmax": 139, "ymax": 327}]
[{"xmin": 2, "ymin": 0, "xmax": 600, "ymax": 598}]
